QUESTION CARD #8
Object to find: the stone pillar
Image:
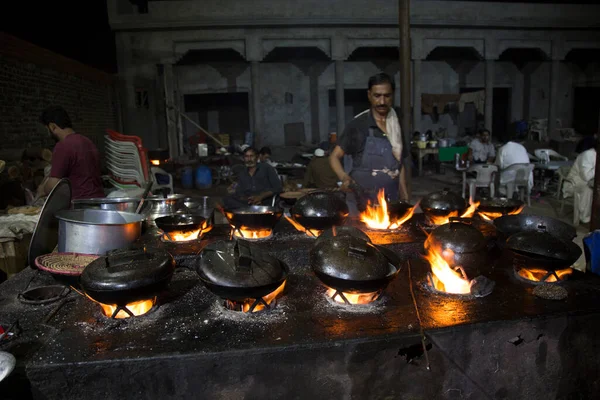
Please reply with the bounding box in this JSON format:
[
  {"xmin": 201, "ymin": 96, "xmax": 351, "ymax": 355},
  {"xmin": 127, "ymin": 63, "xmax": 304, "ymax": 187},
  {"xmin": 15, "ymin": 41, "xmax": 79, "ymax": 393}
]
[
  {"xmin": 484, "ymin": 59, "xmax": 494, "ymax": 133},
  {"xmin": 335, "ymin": 59, "xmax": 345, "ymax": 136},
  {"xmin": 548, "ymin": 59, "xmax": 560, "ymax": 140},
  {"xmin": 413, "ymin": 58, "xmax": 422, "ymax": 133},
  {"xmin": 250, "ymin": 61, "xmax": 261, "ymax": 142},
  {"xmin": 162, "ymin": 63, "xmax": 179, "ymax": 159}
]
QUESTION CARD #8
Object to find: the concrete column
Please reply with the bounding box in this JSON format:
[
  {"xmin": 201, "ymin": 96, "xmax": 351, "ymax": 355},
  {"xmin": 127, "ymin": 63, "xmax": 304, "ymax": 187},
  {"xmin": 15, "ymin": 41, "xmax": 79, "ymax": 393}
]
[
  {"xmin": 548, "ymin": 60, "xmax": 560, "ymax": 140},
  {"xmin": 413, "ymin": 59, "xmax": 422, "ymax": 133},
  {"xmin": 163, "ymin": 63, "xmax": 178, "ymax": 159},
  {"xmin": 250, "ymin": 61, "xmax": 261, "ymax": 143},
  {"xmin": 335, "ymin": 60, "xmax": 345, "ymax": 136},
  {"xmin": 484, "ymin": 60, "xmax": 494, "ymax": 133}
]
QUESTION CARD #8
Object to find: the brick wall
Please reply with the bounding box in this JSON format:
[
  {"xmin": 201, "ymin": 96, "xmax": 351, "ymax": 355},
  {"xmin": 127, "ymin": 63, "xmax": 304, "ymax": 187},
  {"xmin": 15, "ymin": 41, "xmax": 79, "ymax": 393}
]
[{"xmin": 0, "ymin": 33, "xmax": 119, "ymax": 153}]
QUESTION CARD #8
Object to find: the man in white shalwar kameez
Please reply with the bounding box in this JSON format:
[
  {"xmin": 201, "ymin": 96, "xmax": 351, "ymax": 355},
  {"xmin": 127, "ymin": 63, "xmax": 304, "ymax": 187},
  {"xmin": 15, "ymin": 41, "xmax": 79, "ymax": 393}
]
[
  {"xmin": 495, "ymin": 141, "xmax": 533, "ymax": 196},
  {"xmin": 563, "ymin": 147, "xmax": 596, "ymax": 224}
]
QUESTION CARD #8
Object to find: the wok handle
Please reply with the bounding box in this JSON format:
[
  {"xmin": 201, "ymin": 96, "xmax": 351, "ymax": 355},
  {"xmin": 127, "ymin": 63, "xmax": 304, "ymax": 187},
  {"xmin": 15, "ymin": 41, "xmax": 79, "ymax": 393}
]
[{"xmin": 234, "ymin": 240, "xmax": 253, "ymax": 274}]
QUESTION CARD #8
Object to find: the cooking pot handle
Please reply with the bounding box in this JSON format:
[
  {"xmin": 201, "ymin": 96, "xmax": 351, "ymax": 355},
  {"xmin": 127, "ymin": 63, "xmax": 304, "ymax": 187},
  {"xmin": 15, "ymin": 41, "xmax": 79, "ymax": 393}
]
[
  {"xmin": 536, "ymin": 223, "xmax": 548, "ymax": 233},
  {"xmin": 348, "ymin": 242, "xmax": 368, "ymax": 260},
  {"xmin": 234, "ymin": 240, "xmax": 254, "ymax": 274}
]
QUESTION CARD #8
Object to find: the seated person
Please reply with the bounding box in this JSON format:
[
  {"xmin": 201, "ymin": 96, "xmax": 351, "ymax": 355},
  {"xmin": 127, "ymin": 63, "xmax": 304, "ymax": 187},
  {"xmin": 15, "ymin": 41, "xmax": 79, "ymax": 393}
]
[
  {"xmin": 495, "ymin": 140, "xmax": 532, "ymax": 196},
  {"xmin": 223, "ymin": 147, "xmax": 282, "ymax": 209},
  {"xmin": 258, "ymin": 146, "xmax": 274, "ymax": 165},
  {"xmin": 576, "ymin": 133, "xmax": 598, "ymax": 154},
  {"xmin": 467, "ymin": 129, "xmax": 495, "ymax": 164},
  {"xmin": 563, "ymin": 143, "xmax": 596, "ymax": 224},
  {"xmin": 303, "ymin": 144, "xmax": 339, "ymax": 189}
]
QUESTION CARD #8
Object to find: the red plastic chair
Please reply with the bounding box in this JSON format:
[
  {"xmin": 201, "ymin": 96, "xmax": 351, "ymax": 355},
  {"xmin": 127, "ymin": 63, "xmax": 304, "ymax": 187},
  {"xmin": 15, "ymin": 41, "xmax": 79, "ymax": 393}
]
[{"xmin": 106, "ymin": 129, "xmax": 150, "ymax": 181}]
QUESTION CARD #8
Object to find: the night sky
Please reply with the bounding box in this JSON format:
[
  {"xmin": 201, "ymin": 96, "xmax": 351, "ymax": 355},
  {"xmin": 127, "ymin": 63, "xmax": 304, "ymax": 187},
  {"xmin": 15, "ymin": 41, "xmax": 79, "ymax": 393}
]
[{"xmin": 4, "ymin": 1, "xmax": 117, "ymax": 74}]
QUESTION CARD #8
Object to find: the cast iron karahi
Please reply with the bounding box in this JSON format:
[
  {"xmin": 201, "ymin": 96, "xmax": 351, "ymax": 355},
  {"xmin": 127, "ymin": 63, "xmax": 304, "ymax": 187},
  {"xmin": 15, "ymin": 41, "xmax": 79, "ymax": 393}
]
[
  {"xmin": 505, "ymin": 225, "xmax": 582, "ymax": 271},
  {"xmin": 386, "ymin": 201, "xmax": 415, "ymax": 222},
  {"xmin": 154, "ymin": 214, "xmax": 207, "ymax": 235},
  {"xmin": 310, "ymin": 228, "xmax": 402, "ymax": 293},
  {"xmin": 494, "ymin": 214, "xmax": 577, "ymax": 245},
  {"xmin": 197, "ymin": 240, "xmax": 288, "ymax": 301},
  {"xmin": 420, "ymin": 189, "xmax": 467, "ymax": 222},
  {"xmin": 477, "ymin": 198, "xmax": 524, "ymax": 216},
  {"xmin": 291, "ymin": 192, "xmax": 349, "ymax": 231},
  {"xmin": 424, "ymin": 219, "xmax": 487, "ymax": 277},
  {"xmin": 80, "ymin": 249, "xmax": 175, "ymax": 305},
  {"xmin": 222, "ymin": 205, "xmax": 283, "ymax": 230}
]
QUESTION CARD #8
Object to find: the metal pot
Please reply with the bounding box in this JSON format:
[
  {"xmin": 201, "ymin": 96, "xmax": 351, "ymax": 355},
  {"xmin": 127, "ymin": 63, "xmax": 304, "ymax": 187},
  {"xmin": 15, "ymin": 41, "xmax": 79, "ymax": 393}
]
[
  {"xmin": 72, "ymin": 197, "xmax": 141, "ymax": 213},
  {"xmin": 420, "ymin": 189, "xmax": 467, "ymax": 224},
  {"xmin": 424, "ymin": 219, "xmax": 487, "ymax": 277},
  {"xmin": 291, "ymin": 191, "xmax": 349, "ymax": 231},
  {"xmin": 222, "ymin": 205, "xmax": 283, "ymax": 230},
  {"xmin": 182, "ymin": 196, "xmax": 215, "ymax": 228},
  {"xmin": 477, "ymin": 198, "xmax": 524, "ymax": 219},
  {"xmin": 140, "ymin": 194, "xmax": 187, "ymax": 227},
  {"xmin": 55, "ymin": 209, "xmax": 144, "ymax": 255},
  {"xmin": 494, "ymin": 214, "xmax": 577, "ymax": 246}
]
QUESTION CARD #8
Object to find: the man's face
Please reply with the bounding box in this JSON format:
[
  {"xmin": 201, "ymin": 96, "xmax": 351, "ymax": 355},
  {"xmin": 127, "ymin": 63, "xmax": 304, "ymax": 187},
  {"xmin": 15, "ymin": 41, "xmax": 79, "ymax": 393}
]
[
  {"xmin": 368, "ymin": 83, "xmax": 393, "ymax": 118},
  {"xmin": 244, "ymin": 150, "xmax": 258, "ymax": 168},
  {"xmin": 46, "ymin": 124, "xmax": 59, "ymax": 142},
  {"xmin": 259, "ymin": 154, "xmax": 270, "ymax": 162},
  {"xmin": 481, "ymin": 131, "xmax": 490, "ymax": 143}
]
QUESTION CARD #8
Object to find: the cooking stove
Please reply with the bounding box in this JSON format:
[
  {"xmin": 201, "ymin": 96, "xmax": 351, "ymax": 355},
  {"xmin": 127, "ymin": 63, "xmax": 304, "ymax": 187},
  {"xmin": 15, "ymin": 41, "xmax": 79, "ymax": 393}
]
[{"xmin": 2, "ymin": 217, "xmax": 600, "ymax": 399}]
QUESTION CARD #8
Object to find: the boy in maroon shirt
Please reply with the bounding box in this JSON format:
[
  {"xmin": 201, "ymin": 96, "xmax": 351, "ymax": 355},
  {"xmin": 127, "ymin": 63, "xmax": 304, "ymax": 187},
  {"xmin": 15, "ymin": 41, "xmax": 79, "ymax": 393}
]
[{"xmin": 36, "ymin": 106, "xmax": 105, "ymax": 200}]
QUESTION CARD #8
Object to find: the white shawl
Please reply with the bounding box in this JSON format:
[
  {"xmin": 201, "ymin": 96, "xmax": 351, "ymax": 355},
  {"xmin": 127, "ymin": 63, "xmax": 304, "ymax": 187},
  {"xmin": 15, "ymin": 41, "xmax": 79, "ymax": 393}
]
[{"xmin": 354, "ymin": 108, "xmax": 403, "ymax": 163}]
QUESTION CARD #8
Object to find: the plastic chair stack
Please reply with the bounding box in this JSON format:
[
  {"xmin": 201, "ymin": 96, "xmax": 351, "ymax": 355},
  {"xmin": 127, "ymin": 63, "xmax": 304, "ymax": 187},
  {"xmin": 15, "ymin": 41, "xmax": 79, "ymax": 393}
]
[{"xmin": 105, "ymin": 129, "xmax": 173, "ymax": 194}]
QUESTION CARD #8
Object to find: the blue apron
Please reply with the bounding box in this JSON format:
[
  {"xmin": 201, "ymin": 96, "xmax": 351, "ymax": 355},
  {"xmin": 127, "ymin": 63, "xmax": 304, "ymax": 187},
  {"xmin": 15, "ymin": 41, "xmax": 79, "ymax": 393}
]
[{"xmin": 347, "ymin": 128, "xmax": 399, "ymax": 214}]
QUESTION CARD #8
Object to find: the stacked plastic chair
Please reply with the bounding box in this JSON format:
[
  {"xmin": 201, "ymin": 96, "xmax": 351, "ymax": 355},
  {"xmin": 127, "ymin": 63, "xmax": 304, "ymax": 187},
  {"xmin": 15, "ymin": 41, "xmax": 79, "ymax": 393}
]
[{"xmin": 105, "ymin": 129, "xmax": 173, "ymax": 194}]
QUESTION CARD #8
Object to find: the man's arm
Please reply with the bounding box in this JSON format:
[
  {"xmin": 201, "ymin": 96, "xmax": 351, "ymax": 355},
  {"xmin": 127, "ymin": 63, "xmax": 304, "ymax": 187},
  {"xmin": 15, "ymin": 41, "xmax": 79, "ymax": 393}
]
[
  {"xmin": 248, "ymin": 165, "xmax": 282, "ymax": 205},
  {"xmin": 398, "ymin": 163, "xmax": 409, "ymax": 202},
  {"xmin": 329, "ymin": 146, "xmax": 351, "ymax": 188},
  {"xmin": 37, "ymin": 177, "xmax": 60, "ymax": 197}
]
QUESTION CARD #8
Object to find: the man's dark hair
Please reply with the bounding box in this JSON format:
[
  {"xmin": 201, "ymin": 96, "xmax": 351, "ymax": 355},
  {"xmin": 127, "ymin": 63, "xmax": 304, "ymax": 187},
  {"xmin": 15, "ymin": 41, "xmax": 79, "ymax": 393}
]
[
  {"xmin": 368, "ymin": 73, "xmax": 395, "ymax": 91},
  {"xmin": 243, "ymin": 147, "xmax": 258, "ymax": 156},
  {"xmin": 480, "ymin": 129, "xmax": 490, "ymax": 135},
  {"xmin": 259, "ymin": 146, "xmax": 271, "ymax": 156},
  {"xmin": 39, "ymin": 106, "xmax": 73, "ymax": 129}
]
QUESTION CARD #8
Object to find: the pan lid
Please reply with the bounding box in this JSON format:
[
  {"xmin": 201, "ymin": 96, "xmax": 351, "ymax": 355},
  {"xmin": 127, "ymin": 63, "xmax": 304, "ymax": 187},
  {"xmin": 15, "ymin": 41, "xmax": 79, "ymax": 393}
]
[
  {"xmin": 291, "ymin": 191, "xmax": 349, "ymax": 219},
  {"xmin": 310, "ymin": 234, "xmax": 396, "ymax": 282},
  {"xmin": 28, "ymin": 179, "xmax": 72, "ymax": 268},
  {"xmin": 420, "ymin": 188, "xmax": 466, "ymax": 211},
  {"xmin": 506, "ymin": 224, "xmax": 578, "ymax": 261},
  {"xmin": 477, "ymin": 197, "xmax": 524, "ymax": 214},
  {"xmin": 426, "ymin": 219, "xmax": 486, "ymax": 254},
  {"xmin": 80, "ymin": 248, "xmax": 175, "ymax": 293},
  {"xmin": 198, "ymin": 240, "xmax": 287, "ymax": 288}
]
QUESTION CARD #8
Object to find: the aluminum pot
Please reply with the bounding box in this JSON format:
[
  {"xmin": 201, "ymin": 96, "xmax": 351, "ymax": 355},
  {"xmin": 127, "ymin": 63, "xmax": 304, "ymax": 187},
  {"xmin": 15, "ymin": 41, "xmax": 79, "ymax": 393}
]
[
  {"xmin": 71, "ymin": 197, "xmax": 141, "ymax": 213},
  {"xmin": 55, "ymin": 209, "xmax": 144, "ymax": 255},
  {"xmin": 140, "ymin": 194, "xmax": 187, "ymax": 227},
  {"xmin": 182, "ymin": 196, "xmax": 215, "ymax": 228}
]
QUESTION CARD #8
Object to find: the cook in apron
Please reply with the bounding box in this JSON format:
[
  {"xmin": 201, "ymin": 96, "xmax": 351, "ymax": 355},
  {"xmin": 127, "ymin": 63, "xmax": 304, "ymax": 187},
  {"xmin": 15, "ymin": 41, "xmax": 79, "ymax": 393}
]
[{"xmin": 347, "ymin": 128, "xmax": 399, "ymax": 215}]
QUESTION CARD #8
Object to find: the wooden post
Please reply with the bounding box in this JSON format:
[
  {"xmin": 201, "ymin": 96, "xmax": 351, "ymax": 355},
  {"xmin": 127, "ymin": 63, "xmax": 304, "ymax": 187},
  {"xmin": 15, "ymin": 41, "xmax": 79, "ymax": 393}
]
[{"xmin": 399, "ymin": 0, "xmax": 412, "ymax": 199}]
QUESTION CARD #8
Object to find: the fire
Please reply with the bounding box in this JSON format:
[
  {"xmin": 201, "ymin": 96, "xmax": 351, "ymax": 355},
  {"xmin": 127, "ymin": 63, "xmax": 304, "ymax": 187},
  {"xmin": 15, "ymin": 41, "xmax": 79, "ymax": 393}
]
[
  {"xmin": 284, "ymin": 215, "xmax": 322, "ymax": 237},
  {"xmin": 424, "ymin": 242, "xmax": 471, "ymax": 294},
  {"xmin": 427, "ymin": 200, "xmax": 480, "ymax": 225},
  {"xmin": 326, "ymin": 288, "xmax": 380, "ymax": 304},
  {"xmin": 517, "ymin": 267, "xmax": 573, "ymax": 283},
  {"xmin": 227, "ymin": 281, "xmax": 286, "ymax": 312},
  {"xmin": 233, "ymin": 227, "xmax": 273, "ymax": 240},
  {"xmin": 150, "ymin": 159, "xmax": 160, "ymax": 166},
  {"xmin": 99, "ymin": 298, "xmax": 156, "ymax": 319},
  {"xmin": 164, "ymin": 228, "xmax": 203, "ymax": 242},
  {"xmin": 359, "ymin": 189, "xmax": 417, "ymax": 230},
  {"xmin": 478, "ymin": 204, "xmax": 525, "ymax": 221}
]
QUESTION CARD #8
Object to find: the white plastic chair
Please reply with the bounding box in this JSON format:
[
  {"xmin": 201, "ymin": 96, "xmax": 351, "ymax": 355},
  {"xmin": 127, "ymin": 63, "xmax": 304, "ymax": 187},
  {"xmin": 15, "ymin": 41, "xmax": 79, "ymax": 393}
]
[
  {"xmin": 495, "ymin": 163, "xmax": 534, "ymax": 206},
  {"xmin": 534, "ymin": 149, "xmax": 568, "ymax": 162},
  {"xmin": 462, "ymin": 164, "xmax": 498, "ymax": 200}
]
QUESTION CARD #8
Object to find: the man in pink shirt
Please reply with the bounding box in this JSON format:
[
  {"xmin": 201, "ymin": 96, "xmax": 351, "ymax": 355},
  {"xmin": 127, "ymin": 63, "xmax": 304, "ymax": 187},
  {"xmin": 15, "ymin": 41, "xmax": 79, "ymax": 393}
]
[{"xmin": 36, "ymin": 106, "xmax": 105, "ymax": 200}]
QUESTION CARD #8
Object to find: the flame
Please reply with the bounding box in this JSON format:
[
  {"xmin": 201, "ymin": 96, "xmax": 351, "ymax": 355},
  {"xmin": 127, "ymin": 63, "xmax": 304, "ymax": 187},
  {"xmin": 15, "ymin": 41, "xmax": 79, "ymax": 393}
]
[
  {"xmin": 326, "ymin": 288, "xmax": 380, "ymax": 304},
  {"xmin": 164, "ymin": 228, "xmax": 203, "ymax": 242},
  {"xmin": 427, "ymin": 200, "xmax": 480, "ymax": 225},
  {"xmin": 518, "ymin": 267, "xmax": 573, "ymax": 282},
  {"xmin": 284, "ymin": 215, "xmax": 322, "ymax": 237},
  {"xmin": 227, "ymin": 281, "xmax": 286, "ymax": 312},
  {"xmin": 359, "ymin": 189, "xmax": 417, "ymax": 230},
  {"xmin": 424, "ymin": 240, "xmax": 471, "ymax": 294},
  {"xmin": 99, "ymin": 298, "xmax": 156, "ymax": 319},
  {"xmin": 478, "ymin": 203, "xmax": 525, "ymax": 221},
  {"xmin": 233, "ymin": 227, "xmax": 273, "ymax": 239},
  {"xmin": 150, "ymin": 159, "xmax": 160, "ymax": 166},
  {"xmin": 460, "ymin": 200, "xmax": 480, "ymax": 218}
]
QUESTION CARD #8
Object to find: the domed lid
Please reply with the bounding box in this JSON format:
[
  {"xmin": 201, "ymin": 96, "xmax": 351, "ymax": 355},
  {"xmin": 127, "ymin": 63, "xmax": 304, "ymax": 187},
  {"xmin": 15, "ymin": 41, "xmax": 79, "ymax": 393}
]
[
  {"xmin": 310, "ymin": 235, "xmax": 395, "ymax": 282},
  {"xmin": 506, "ymin": 224, "xmax": 582, "ymax": 262},
  {"xmin": 198, "ymin": 240, "xmax": 287, "ymax": 288},
  {"xmin": 426, "ymin": 219, "xmax": 486, "ymax": 254},
  {"xmin": 421, "ymin": 188, "xmax": 466, "ymax": 211}
]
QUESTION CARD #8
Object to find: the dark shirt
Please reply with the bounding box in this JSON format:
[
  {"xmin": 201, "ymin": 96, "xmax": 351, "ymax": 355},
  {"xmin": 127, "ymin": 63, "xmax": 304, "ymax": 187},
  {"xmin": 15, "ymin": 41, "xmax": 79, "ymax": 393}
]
[
  {"xmin": 303, "ymin": 156, "xmax": 339, "ymax": 189},
  {"xmin": 337, "ymin": 109, "xmax": 409, "ymax": 169},
  {"xmin": 50, "ymin": 133, "xmax": 105, "ymax": 200},
  {"xmin": 233, "ymin": 163, "xmax": 283, "ymax": 199}
]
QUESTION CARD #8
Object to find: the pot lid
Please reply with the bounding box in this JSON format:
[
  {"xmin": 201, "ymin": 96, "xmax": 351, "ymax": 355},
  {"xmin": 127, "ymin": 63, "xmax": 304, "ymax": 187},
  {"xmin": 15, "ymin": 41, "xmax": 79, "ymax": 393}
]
[
  {"xmin": 291, "ymin": 191, "xmax": 349, "ymax": 219},
  {"xmin": 426, "ymin": 220, "xmax": 486, "ymax": 254},
  {"xmin": 198, "ymin": 240, "xmax": 287, "ymax": 289},
  {"xmin": 317, "ymin": 226, "xmax": 371, "ymax": 243},
  {"xmin": 310, "ymin": 235, "xmax": 395, "ymax": 282},
  {"xmin": 477, "ymin": 197, "xmax": 524, "ymax": 214},
  {"xmin": 80, "ymin": 248, "xmax": 174, "ymax": 293},
  {"xmin": 28, "ymin": 179, "xmax": 72, "ymax": 268},
  {"xmin": 505, "ymin": 225, "xmax": 577, "ymax": 261},
  {"xmin": 420, "ymin": 188, "xmax": 466, "ymax": 211}
]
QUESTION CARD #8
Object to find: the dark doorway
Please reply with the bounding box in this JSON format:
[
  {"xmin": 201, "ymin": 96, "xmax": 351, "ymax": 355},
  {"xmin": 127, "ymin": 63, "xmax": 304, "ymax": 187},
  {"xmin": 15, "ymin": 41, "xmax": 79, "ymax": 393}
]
[
  {"xmin": 328, "ymin": 89, "xmax": 370, "ymax": 131},
  {"xmin": 183, "ymin": 93, "xmax": 250, "ymax": 145},
  {"xmin": 492, "ymin": 88, "xmax": 511, "ymax": 142},
  {"xmin": 573, "ymin": 87, "xmax": 600, "ymax": 135}
]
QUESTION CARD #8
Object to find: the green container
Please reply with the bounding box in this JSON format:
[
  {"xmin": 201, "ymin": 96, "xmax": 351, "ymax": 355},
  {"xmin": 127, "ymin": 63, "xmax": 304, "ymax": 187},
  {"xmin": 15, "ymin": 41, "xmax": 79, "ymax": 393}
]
[{"xmin": 438, "ymin": 146, "xmax": 468, "ymax": 162}]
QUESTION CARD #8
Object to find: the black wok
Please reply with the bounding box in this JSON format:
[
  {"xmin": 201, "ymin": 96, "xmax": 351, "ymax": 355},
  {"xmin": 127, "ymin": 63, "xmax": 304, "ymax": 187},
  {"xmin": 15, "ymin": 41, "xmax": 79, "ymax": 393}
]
[
  {"xmin": 197, "ymin": 273, "xmax": 288, "ymax": 301},
  {"xmin": 313, "ymin": 269, "xmax": 399, "ymax": 294},
  {"xmin": 494, "ymin": 214, "xmax": 576, "ymax": 245},
  {"xmin": 222, "ymin": 205, "xmax": 283, "ymax": 230},
  {"xmin": 387, "ymin": 201, "xmax": 415, "ymax": 221},
  {"xmin": 154, "ymin": 214, "xmax": 207, "ymax": 234},
  {"xmin": 477, "ymin": 198, "xmax": 524, "ymax": 218},
  {"xmin": 291, "ymin": 191, "xmax": 349, "ymax": 231}
]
